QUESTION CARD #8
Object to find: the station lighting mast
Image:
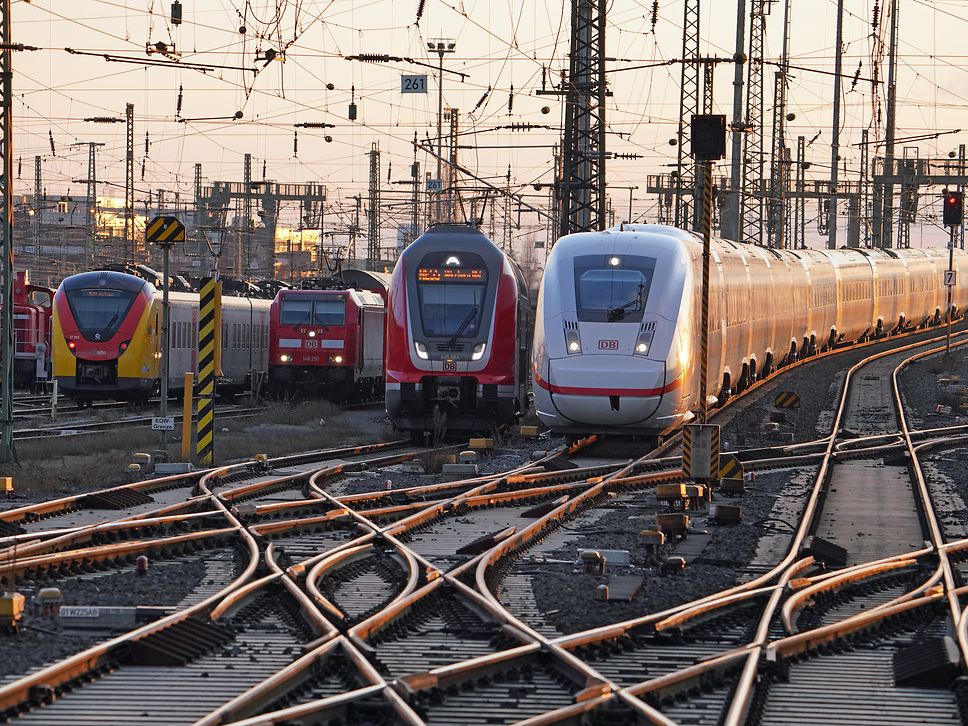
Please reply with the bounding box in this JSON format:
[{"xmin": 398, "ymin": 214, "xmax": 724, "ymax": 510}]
[{"xmin": 428, "ymin": 38, "xmax": 456, "ymax": 225}]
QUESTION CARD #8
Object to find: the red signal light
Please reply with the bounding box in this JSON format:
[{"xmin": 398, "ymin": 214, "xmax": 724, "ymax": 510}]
[
  {"xmin": 949, "ymin": 196, "xmax": 958, "ymax": 205},
  {"xmin": 120, "ymin": 342, "xmax": 127, "ymax": 350}
]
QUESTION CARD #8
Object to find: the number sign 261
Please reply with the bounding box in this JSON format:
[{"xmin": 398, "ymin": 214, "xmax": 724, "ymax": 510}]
[{"xmin": 401, "ymin": 75, "xmax": 428, "ymax": 94}]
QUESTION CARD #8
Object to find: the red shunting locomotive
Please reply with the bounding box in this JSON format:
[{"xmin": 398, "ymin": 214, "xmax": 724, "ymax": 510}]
[{"xmin": 385, "ymin": 224, "xmax": 531, "ymax": 437}]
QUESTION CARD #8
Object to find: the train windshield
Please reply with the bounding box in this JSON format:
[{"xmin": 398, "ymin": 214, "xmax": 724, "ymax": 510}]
[
  {"xmin": 279, "ymin": 298, "xmax": 345, "ymax": 327},
  {"xmin": 416, "ymin": 252, "xmax": 488, "ymax": 338},
  {"xmin": 573, "ymin": 254, "xmax": 656, "ymax": 323},
  {"xmin": 66, "ymin": 288, "xmax": 137, "ymax": 339}
]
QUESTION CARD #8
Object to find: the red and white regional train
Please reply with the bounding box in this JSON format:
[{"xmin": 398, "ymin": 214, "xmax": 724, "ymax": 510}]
[
  {"xmin": 385, "ymin": 224, "xmax": 531, "ymax": 436},
  {"xmin": 533, "ymin": 223, "xmax": 968, "ymax": 439}
]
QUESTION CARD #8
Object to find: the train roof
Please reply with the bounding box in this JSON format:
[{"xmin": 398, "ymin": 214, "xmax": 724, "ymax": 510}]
[
  {"xmin": 60, "ymin": 270, "xmax": 153, "ymax": 294},
  {"xmin": 341, "ymin": 268, "xmax": 391, "ymax": 292}
]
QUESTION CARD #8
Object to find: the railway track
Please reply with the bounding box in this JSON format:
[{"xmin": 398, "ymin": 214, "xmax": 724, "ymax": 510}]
[{"xmin": 2, "ymin": 329, "xmax": 968, "ymax": 724}]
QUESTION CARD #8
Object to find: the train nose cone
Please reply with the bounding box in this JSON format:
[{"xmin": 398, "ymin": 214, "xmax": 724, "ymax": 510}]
[{"xmin": 543, "ymin": 355, "xmax": 675, "ymax": 427}]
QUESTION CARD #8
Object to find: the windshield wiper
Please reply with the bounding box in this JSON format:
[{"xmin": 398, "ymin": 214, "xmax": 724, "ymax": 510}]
[
  {"xmin": 102, "ymin": 310, "xmax": 120, "ymax": 332},
  {"xmin": 606, "ymin": 284, "xmax": 644, "ymax": 322},
  {"xmin": 446, "ymin": 308, "xmax": 478, "ymax": 346}
]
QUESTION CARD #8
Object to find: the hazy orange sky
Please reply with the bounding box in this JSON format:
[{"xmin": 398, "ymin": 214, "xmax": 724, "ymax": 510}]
[{"xmin": 10, "ymin": 1, "xmax": 968, "ymax": 247}]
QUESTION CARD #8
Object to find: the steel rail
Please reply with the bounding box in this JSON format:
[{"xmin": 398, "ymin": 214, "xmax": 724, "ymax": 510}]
[{"xmin": 720, "ymin": 332, "xmax": 968, "ymax": 725}]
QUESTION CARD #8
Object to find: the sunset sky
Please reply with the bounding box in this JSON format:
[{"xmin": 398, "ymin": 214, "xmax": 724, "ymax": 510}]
[{"xmin": 10, "ymin": 0, "xmax": 968, "ymax": 247}]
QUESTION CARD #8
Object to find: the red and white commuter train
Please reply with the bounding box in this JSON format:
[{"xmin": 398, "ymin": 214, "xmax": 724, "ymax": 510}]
[
  {"xmin": 533, "ymin": 223, "xmax": 968, "ymax": 440},
  {"xmin": 385, "ymin": 224, "xmax": 531, "ymax": 436}
]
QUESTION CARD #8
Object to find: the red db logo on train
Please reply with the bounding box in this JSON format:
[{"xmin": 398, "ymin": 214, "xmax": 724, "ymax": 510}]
[
  {"xmin": 443, "ymin": 360, "xmax": 457, "ymax": 372},
  {"xmin": 598, "ymin": 340, "xmax": 619, "ymax": 350}
]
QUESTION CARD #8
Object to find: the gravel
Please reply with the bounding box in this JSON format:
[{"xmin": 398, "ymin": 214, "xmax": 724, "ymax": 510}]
[
  {"xmin": 0, "ymin": 556, "xmax": 209, "ymax": 680},
  {"xmin": 334, "ymin": 434, "xmax": 566, "ymax": 496},
  {"xmin": 716, "ymin": 323, "xmax": 968, "ymax": 450},
  {"xmin": 527, "ymin": 468, "xmax": 814, "ymax": 634}
]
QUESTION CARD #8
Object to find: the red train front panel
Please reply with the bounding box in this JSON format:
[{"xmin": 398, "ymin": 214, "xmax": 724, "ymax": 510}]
[
  {"xmin": 385, "ymin": 224, "xmax": 528, "ymax": 434},
  {"xmin": 268, "ymin": 289, "xmax": 384, "ymax": 397}
]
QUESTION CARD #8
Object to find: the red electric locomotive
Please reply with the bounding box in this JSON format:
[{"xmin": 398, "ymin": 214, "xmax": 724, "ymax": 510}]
[
  {"xmin": 385, "ymin": 224, "xmax": 531, "ymax": 437},
  {"xmin": 268, "ymin": 286, "xmax": 385, "ymax": 399}
]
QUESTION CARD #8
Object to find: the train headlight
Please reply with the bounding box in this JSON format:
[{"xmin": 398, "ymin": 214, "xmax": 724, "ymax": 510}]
[
  {"xmin": 67, "ymin": 340, "xmax": 76, "ymax": 351},
  {"xmin": 564, "ymin": 328, "xmax": 581, "ymax": 355},
  {"xmin": 634, "ymin": 330, "xmax": 654, "ymax": 357},
  {"xmin": 471, "ymin": 342, "xmax": 486, "ymax": 361},
  {"xmin": 334, "ymin": 355, "xmax": 343, "ymax": 363},
  {"xmin": 308, "ymin": 330, "xmax": 316, "ymax": 338},
  {"xmin": 414, "ymin": 341, "xmax": 429, "ymax": 360},
  {"xmin": 280, "ymin": 354, "xmax": 290, "ymax": 363}
]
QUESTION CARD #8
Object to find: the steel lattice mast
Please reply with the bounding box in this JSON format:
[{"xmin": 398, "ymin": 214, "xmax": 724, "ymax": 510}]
[
  {"xmin": 741, "ymin": 1, "xmax": 772, "ymax": 245},
  {"xmin": 556, "ymin": 0, "xmax": 606, "ymax": 239},
  {"xmin": 124, "ymin": 102, "xmax": 134, "ymax": 261},
  {"xmin": 674, "ymin": 0, "xmax": 701, "ymax": 231},
  {"xmin": 0, "ymin": 0, "xmax": 14, "ymax": 463}
]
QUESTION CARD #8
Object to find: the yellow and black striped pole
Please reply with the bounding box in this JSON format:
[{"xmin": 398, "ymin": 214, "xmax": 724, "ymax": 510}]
[
  {"xmin": 195, "ymin": 277, "xmax": 221, "ymax": 465},
  {"xmin": 699, "ymin": 158, "xmax": 713, "ymax": 424}
]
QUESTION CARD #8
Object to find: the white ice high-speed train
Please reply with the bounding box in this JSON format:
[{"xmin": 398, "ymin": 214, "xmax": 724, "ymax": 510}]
[{"xmin": 532, "ymin": 224, "xmax": 968, "ymax": 439}]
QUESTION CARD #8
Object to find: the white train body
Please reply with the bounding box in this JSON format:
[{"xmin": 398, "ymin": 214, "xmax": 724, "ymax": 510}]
[{"xmin": 533, "ymin": 224, "xmax": 968, "ymax": 437}]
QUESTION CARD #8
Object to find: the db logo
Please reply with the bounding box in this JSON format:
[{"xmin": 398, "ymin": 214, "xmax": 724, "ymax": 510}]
[
  {"xmin": 598, "ymin": 339, "xmax": 619, "ymax": 350},
  {"xmin": 443, "ymin": 360, "xmax": 457, "ymax": 372}
]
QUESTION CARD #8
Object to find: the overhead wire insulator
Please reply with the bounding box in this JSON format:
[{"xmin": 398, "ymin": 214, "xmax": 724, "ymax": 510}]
[
  {"xmin": 176, "ymin": 84, "xmax": 183, "ymax": 117},
  {"xmin": 508, "ymin": 84, "xmax": 514, "ymax": 115},
  {"xmin": 141, "ymin": 158, "xmax": 146, "ymax": 180},
  {"xmin": 49, "ymin": 130, "xmax": 55, "ymax": 156},
  {"xmin": 850, "ymin": 61, "xmax": 862, "ymax": 92},
  {"xmin": 294, "ymin": 122, "xmax": 335, "ymax": 128},
  {"xmin": 145, "ymin": 131, "xmax": 150, "ymax": 157},
  {"xmin": 651, "ymin": 0, "xmax": 659, "ymax": 32},
  {"xmin": 293, "ymin": 130, "xmax": 298, "ymax": 157},
  {"xmin": 416, "ymin": 0, "xmax": 426, "ymax": 24},
  {"xmin": 357, "ymin": 54, "xmax": 390, "ymax": 63},
  {"xmin": 471, "ymin": 86, "xmax": 491, "ymax": 113},
  {"xmin": 262, "ymin": 159, "xmax": 266, "ymax": 178}
]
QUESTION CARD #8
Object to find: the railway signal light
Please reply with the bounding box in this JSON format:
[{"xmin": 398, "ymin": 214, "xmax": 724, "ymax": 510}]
[{"xmin": 943, "ymin": 191, "xmax": 964, "ymax": 227}]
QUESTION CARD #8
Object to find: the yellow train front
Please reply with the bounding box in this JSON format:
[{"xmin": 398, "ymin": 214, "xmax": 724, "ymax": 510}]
[{"xmin": 52, "ymin": 270, "xmax": 161, "ymax": 402}]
